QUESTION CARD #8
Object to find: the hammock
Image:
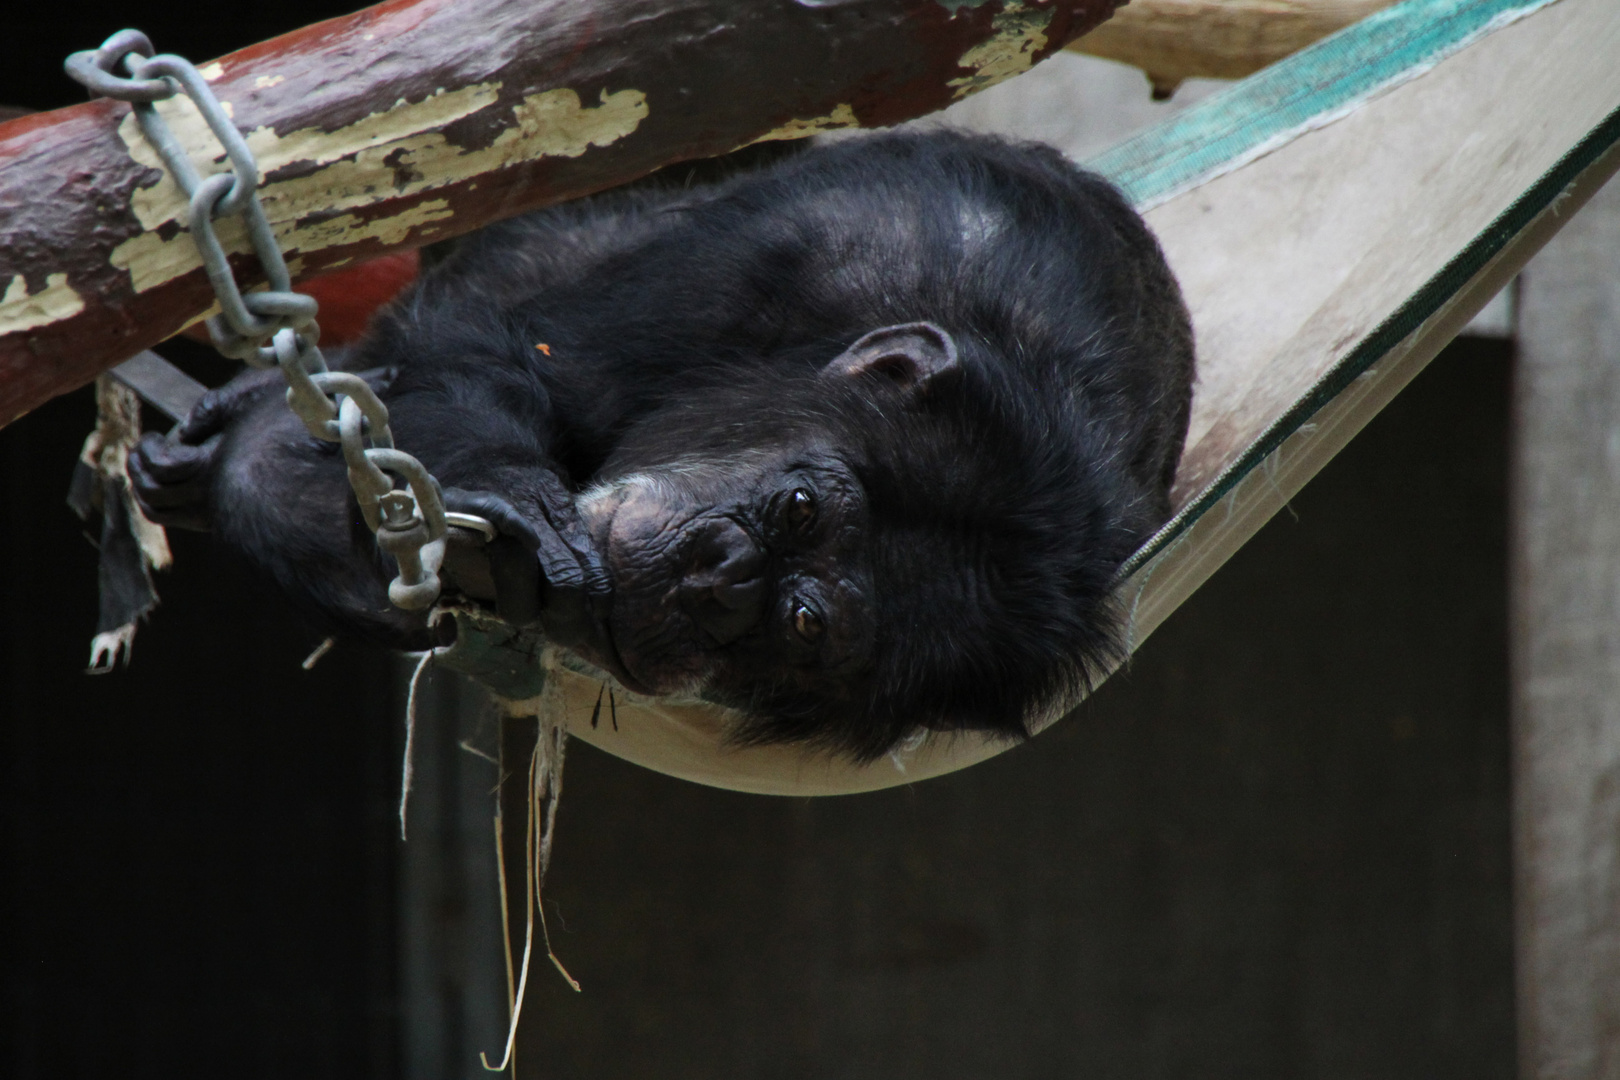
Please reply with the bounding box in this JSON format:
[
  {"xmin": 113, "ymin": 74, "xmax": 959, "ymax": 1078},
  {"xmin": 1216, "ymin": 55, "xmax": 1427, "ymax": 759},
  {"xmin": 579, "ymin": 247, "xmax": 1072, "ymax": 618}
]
[{"xmin": 441, "ymin": 0, "xmax": 1620, "ymax": 794}]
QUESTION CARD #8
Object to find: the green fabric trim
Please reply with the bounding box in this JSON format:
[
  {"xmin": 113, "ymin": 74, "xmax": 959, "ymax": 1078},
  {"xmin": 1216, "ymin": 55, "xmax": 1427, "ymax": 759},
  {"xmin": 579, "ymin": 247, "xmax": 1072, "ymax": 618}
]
[{"xmin": 1087, "ymin": 0, "xmax": 1561, "ymax": 207}]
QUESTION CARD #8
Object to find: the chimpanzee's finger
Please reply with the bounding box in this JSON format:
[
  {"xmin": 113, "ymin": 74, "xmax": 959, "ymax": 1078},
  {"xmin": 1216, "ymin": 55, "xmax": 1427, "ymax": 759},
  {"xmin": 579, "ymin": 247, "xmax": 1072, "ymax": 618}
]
[
  {"xmin": 128, "ymin": 435, "xmax": 216, "ymax": 531},
  {"xmin": 130, "ymin": 431, "xmax": 215, "ymax": 486},
  {"xmin": 443, "ymin": 488, "xmax": 542, "ymax": 548},
  {"xmin": 527, "ymin": 476, "xmax": 610, "ymax": 596},
  {"xmin": 175, "ymin": 368, "xmax": 283, "ymax": 444},
  {"xmin": 442, "ymin": 487, "xmax": 589, "ymax": 594}
]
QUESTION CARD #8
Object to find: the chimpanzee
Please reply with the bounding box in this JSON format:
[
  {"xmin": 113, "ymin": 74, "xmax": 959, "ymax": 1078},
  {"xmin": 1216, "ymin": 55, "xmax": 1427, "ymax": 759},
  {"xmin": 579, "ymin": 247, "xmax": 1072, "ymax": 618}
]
[{"xmin": 130, "ymin": 130, "xmax": 1194, "ymax": 760}]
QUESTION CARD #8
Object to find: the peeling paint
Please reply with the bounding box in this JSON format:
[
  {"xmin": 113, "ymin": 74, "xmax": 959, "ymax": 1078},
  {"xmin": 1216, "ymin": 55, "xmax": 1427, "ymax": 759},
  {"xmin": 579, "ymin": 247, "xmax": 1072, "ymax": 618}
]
[
  {"xmin": 501, "ymin": 87, "xmax": 648, "ymax": 158},
  {"xmin": 254, "ymin": 75, "xmax": 286, "ymax": 89},
  {"xmin": 111, "ymin": 83, "xmax": 647, "ymax": 295},
  {"xmin": 199, "ymin": 62, "xmax": 224, "ymax": 81},
  {"xmin": 753, "ymin": 103, "xmax": 860, "ymax": 142},
  {"xmin": 947, "ymin": 1, "xmax": 1053, "ymax": 98},
  {"xmin": 112, "ymin": 200, "xmax": 455, "ymax": 292},
  {"xmin": 0, "ymin": 273, "xmax": 86, "ymax": 335},
  {"xmin": 293, "ymin": 199, "xmax": 456, "ymax": 249},
  {"xmin": 119, "ymin": 83, "xmax": 501, "ymax": 231},
  {"xmin": 112, "ymin": 225, "xmax": 222, "ymax": 295}
]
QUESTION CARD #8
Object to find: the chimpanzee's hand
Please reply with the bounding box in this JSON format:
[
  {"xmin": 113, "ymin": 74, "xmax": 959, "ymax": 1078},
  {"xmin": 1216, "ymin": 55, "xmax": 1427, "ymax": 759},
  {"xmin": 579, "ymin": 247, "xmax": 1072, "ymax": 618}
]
[
  {"xmin": 127, "ymin": 367, "xmax": 286, "ymax": 532},
  {"xmin": 441, "ymin": 486, "xmax": 609, "ymax": 641}
]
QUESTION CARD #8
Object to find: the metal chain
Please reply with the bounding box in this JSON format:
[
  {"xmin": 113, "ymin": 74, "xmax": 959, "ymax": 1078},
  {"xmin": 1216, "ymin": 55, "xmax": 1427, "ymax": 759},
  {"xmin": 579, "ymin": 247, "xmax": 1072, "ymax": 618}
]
[{"xmin": 66, "ymin": 29, "xmax": 447, "ymax": 611}]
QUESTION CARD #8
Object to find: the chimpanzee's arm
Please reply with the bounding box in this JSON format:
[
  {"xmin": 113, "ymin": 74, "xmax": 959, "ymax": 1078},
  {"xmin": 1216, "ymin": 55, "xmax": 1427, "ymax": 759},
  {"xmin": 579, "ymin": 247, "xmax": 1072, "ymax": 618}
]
[
  {"xmin": 129, "ymin": 174, "xmax": 754, "ymax": 646},
  {"xmin": 126, "ymin": 183, "xmax": 677, "ymax": 646},
  {"xmin": 129, "ymin": 355, "xmax": 602, "ymax": 649},
  {"xmin": 381, "ymin": 357, "xmax": 610, "ymax": 609},
  {"xmin": 130, "ymin": 366, "xmax": 436, "ymax": 646}
]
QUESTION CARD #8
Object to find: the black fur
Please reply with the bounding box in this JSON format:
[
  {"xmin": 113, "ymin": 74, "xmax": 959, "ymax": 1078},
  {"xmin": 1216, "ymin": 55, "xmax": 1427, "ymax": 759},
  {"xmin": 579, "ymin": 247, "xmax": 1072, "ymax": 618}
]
[{"xmin": 132, "ymin": 130, "xmax": 1194, "ymax": 760}]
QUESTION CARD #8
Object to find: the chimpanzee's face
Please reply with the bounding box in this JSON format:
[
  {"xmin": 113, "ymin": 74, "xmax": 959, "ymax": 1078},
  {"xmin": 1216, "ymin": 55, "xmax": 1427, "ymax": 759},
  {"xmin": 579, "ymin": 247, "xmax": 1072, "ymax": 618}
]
[
  {"xmin": 539, "ymin": 319, "xmax": 1105, "ymax": 758},
  {"xmin": 573, "ymin": 445, "xmax": 876, "ymax": 703},
  {"xmin": 554, "ymin": 321, "xmax": 961, "ymax": 715}
]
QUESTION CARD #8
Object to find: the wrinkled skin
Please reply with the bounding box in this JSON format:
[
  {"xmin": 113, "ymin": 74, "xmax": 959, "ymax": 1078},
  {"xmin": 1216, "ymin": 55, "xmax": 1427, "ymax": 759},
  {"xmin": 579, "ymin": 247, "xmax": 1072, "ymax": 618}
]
[
  {"xmin": 131, "ymin": 131, "xmax": 1194, "ymax": 760},
  {"xmin": 581, "ymin": 436, "xmax": 876, "ymax": 700}
]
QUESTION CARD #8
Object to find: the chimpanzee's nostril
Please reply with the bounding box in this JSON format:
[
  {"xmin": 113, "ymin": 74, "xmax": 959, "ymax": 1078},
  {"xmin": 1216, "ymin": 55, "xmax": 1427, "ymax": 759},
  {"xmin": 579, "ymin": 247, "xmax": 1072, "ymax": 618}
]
[
  {"xmin": 713, "ymin": 574, "xmax": 765, "ymax": 612},
  {"xmin": 681, "ymin": 520, "xmax": 767, "ymax": 645}
]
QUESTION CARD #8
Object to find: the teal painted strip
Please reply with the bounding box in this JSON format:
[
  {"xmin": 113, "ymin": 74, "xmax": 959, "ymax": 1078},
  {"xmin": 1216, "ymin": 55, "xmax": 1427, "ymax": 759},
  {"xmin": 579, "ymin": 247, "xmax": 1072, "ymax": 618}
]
[
  {"xmin": 1085, "ymin": 0, "xmax": 1558, "ymax": 206},
  {"xmin": 1117, "ymin": 102, "xmax": 1620, "ymax": 580}
]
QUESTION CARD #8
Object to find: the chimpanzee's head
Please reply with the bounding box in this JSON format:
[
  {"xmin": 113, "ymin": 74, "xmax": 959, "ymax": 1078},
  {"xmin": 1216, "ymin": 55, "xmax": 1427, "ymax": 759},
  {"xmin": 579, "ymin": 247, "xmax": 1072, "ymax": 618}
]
[{"xmin": 565, "ymin": 322, "xmax": 1156, "ymax": 760}]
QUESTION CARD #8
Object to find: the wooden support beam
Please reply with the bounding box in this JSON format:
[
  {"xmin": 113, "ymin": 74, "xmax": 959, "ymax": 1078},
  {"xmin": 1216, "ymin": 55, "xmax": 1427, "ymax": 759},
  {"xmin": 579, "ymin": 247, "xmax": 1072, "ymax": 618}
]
[
  {"xmin": 1511, "ymin": 172, "xmax": 1620, "ymax": 1080},
  {"xmin": 1071, "ymin": 0, "xmax": 1397, "ymax": 97},
  {"xmin": 0, "ymin": 0, "xmax": 1120, "ymax": 426}
]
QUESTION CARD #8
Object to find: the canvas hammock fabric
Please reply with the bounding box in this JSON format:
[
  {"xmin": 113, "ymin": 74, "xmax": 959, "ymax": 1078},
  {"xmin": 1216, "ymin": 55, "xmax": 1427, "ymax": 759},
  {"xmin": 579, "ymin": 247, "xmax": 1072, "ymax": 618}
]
[{"xmin": 430, "ymin": 0, "xmax": 1620, "ymax": 794}]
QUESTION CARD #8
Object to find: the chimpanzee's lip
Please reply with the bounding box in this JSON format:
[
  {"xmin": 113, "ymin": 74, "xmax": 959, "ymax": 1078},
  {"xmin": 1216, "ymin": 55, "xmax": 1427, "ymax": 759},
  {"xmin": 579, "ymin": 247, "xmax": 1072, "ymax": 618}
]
[
  {"xmin": 597, "ymin": 623, "xmax": 654, "ymax": 696},
  {"xmin": 573, "ymin": 594, "xmax": 653, "ymax": 696}
]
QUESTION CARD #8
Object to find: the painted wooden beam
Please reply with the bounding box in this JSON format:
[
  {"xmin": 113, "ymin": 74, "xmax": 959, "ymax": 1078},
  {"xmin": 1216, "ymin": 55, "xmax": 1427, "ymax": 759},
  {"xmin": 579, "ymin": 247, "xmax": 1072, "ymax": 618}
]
[{"xmin": 0, "ymin": 0, "xmax": 1121, "ymax": 427}]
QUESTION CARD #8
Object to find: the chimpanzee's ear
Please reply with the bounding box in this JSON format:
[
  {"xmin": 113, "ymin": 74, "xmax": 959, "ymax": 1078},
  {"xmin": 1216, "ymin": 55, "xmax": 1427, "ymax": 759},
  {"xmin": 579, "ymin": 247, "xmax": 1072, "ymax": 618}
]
[{"xmin": 822, "ymin": 322, "xmax": 960, "ymax": 393}]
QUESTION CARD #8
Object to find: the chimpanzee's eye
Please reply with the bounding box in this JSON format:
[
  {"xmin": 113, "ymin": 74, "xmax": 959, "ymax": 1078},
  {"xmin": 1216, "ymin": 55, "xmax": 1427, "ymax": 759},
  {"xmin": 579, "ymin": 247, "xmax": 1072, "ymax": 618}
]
[
  {"xmin": 783, "ymin": 488, "xmax": 817, "ymax": 532},
  {"xmin": 792, "ymin": 602, "xmax": 825, "ymax": 643}
]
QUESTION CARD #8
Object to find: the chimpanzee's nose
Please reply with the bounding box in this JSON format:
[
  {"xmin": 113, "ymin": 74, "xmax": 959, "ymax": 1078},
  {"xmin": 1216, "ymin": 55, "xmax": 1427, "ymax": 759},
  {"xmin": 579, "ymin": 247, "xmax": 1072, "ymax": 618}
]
[{"xmin": 680, "ymin": 519, "xmax": 766, "ymax": 646}]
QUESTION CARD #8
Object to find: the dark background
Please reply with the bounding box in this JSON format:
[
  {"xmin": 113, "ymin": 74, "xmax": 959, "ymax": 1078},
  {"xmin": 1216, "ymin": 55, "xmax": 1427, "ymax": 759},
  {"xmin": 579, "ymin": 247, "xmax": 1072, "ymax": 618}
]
[
  {"xmin": 2, "ymin": 10, "xmax": 1514, "ymax": 1078},
  {"xmin": 2, "ymin": 6, "xmax": 403, "ymax": 1076}
]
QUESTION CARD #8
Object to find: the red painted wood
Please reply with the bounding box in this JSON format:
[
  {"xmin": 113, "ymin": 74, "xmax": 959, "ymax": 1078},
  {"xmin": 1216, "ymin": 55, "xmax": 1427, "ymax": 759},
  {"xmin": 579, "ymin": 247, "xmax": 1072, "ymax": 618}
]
[
  {"xmin": 0, "ymin": 0, "xmax": 1120, "ymax": 425},
  {"xmin": 300, "ymin": 252, "xmax": 422, "ymax": 345},
  {"xmin": 176, "ymin": 251, "xmax": 421, "ymax": 346}
]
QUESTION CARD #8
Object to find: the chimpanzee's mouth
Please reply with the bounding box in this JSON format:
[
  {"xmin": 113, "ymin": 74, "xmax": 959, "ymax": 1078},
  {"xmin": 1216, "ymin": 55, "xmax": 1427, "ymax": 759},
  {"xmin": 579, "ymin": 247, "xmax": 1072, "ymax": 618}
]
[
  {"xmin": 557, "ymin": 586, "xmax": 652, "ymax": 697},
  {"xmin": 595, "ymin": 620, "xmax": 654, "ymax": 696}
]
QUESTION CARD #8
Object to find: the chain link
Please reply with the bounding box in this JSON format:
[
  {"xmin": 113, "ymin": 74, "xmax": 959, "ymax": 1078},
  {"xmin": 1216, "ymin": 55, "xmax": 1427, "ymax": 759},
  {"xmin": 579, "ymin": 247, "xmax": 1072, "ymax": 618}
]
[{"xmin": 67, "ymin": 30, "xmax": 448, "ymax": 611}]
